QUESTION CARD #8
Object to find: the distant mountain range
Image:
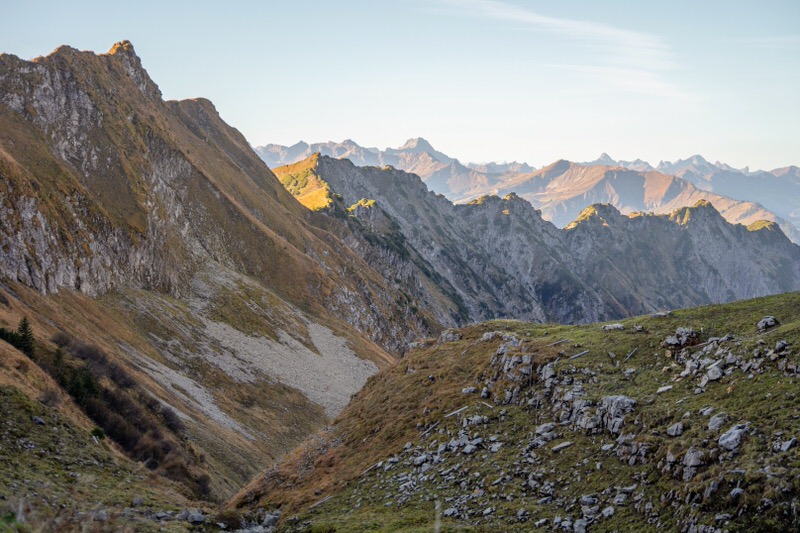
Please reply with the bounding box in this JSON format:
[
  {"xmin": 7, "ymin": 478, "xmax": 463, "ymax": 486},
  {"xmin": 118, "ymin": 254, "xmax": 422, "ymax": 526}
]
[
  {"xmin": 580, "ymin": 153, "xmax": 800, "ymax": 238},
  {"xmin": 256, "ymin": 138, "xmax": 519, "ymax": 200},
  {"xmin": 273, "ymin": 153, "xmax": 800, "ymax": 327},
  {"xmin": 258, "ymin": 140, "xmax": 800, "ymax": 243}
]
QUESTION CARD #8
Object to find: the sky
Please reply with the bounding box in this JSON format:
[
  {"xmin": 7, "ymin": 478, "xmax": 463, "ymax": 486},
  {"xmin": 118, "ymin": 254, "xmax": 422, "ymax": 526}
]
[{"xmin": 2, "ymin": 0, "xmax": 799, "ymax": 170}]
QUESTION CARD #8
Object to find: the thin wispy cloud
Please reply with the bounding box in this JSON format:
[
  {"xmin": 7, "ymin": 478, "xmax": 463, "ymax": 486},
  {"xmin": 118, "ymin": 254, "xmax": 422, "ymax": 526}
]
[{"xmin": 436, "ymin": 0, "xmax": 691, "ymax": 101}]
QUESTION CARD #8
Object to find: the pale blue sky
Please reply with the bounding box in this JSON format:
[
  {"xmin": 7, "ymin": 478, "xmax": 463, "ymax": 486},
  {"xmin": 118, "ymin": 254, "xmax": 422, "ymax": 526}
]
[{"xmin": 3, "ymin": 0, "xmax": 799, "ymax": 170}]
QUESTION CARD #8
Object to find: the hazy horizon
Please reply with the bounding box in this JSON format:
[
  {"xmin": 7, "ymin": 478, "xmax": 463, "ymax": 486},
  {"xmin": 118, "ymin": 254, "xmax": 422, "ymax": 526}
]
[{"xmin": 3, "ymin": 0, "xmax": 798, "ymax": 170}]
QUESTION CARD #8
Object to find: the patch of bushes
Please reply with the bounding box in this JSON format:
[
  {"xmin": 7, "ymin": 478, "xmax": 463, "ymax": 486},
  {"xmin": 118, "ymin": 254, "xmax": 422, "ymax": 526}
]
[{"xmin": 11, "ymin": 323, "xmax": 210, "ymax": 498}]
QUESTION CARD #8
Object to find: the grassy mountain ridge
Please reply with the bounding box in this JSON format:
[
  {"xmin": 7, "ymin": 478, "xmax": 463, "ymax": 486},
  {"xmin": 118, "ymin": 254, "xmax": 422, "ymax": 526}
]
[
  {"xmin": 232, "ymin": 292, "xmax": 800, "ymax": 532},
  {"xmin": 0, "ymin": 41, "xmax": 442, "ymax": 505}
]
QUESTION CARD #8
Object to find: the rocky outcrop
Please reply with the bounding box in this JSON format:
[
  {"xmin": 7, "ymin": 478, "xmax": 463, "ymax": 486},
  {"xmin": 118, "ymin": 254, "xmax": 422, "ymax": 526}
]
[
  {"xmin": 236, "ymin": 294, "xmax": 800, "ymax": 532},
  {"xmin": 0, "ymin": 42, "xmax": 439, "ymax": 353},
  {"xmin": 297, "ymin": 156, "xmax": 800, "ymax": 326}
]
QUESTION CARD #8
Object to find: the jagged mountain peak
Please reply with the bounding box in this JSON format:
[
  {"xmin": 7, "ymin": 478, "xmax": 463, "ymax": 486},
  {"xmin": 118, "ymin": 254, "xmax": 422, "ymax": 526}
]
[
  {"xmin": 596, "ymin": 152, "xmax": 617, "ymax": 165},
  {"xmin": 668, "ymin": 199, "xmax": 724, "ymax": 226},
  {"xmin": 29, "ymin": 39, "xmax": 162, "ymax": 100},
  {"xmin": 107, "ymin": 39, "xmax": 137, "ymax": 57},
  {"xmin": 566, "ymin": 203, "xmax": 623, "ymax": 229},
  {"xmin": 398, "ymin": 137, "xmax": 435, "ymax": 152}
]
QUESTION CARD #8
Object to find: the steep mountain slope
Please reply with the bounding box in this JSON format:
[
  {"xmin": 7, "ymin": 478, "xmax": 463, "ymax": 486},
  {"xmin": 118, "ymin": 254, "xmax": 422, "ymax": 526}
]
[
  {"xmin": 288, "ymin": 155, "xmax": 605, "ymax": 324},
  {"xmin": 274, "ymin": 154, "xmax": 800, "ymax": 327},
  {"xmin": 466, "ymin": 161, "xmax": 800, "ymax": 243},
  {"xmin": 580, "ymin": 154, "xmax": 800, "ymax": 239},
  {"xmin": 671, "ymin": 162, "xmax": 800, "ymax": 237},
  {"xmin": 0, "ymin": 287, "xmax": 198, "ymax": 532},
  {"xmin": 232, "ymin": 293, "xmax": 800, "ymax": 533},
  {"xmin": 0, "ymin": 42, "xmax": 437, "ymax": 500}
]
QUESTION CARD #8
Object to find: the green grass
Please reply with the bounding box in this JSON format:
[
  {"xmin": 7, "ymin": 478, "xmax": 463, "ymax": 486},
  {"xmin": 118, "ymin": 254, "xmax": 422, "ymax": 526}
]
[
  {"xmin": 238, "ymin": 292, "xmax": 800, "ymax": 532},
  {"xmin": 0, "ymin": 386, "xmax": 190, "ymax": 532}
]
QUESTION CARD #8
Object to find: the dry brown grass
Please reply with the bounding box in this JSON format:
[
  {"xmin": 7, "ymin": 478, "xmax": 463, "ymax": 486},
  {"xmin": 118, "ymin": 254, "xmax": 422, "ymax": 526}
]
[{"xmin": 230, "ymin": 321, "xmax": 558, "ymax": 514}]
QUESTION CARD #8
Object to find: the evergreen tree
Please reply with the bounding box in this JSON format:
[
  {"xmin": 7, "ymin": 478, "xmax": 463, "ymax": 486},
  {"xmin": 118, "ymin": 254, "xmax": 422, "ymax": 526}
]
[{"xmin": 16, "ymin": 316, "xmax": 35, "ymax": 357}]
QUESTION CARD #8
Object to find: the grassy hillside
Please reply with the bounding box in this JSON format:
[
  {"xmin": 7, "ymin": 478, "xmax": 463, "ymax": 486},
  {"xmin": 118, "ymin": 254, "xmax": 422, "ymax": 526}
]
[
  {"xmin": 0, "ymin": 41, "xmax": 442, "ymax": 508},
  {"xmin": 0, "ymin": 315, "xmax": 196, "ymax": 532},
  {"xmin": 232, "ymin": 292, "xmax": 800, "ymax": 532}
]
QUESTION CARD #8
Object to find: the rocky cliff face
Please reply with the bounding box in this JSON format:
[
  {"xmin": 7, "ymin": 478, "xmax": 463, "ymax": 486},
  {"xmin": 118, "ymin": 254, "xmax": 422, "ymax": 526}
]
[
  {"xmin": 0, "ymin": 42, "xmax": 438, "ymax": 352},
  {"xmin": 0, "ymin": 42, "xmax": 441, "ymax": 498},
  {"xmin": 281, "ymin": 155, "xmax": 800, "ymax": 326}
]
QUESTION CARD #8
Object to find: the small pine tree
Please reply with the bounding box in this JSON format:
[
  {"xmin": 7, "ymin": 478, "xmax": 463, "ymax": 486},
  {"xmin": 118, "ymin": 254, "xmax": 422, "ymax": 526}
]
[{"xmin": 16, "ymin": 316, "xmax": 35, "ymax": 357}]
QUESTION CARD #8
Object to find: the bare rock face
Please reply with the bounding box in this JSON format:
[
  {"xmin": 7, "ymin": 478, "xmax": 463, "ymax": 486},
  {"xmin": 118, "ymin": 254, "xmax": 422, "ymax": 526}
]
[
  {"xmin": 0, "ymin": 42, "xmax": 442, "ymax": 354},
  {"xmin": 301, "ymin": 156, "xmax": 800, "ymax": 327}
]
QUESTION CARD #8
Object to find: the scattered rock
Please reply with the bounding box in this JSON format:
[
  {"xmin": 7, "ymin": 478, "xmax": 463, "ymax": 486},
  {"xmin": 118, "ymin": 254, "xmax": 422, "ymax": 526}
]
[
  {"xmin": 438, "ymin": 330, "xmax": 462, "ymax": 343},
  {"xmin": 31, "ymin": 416, "xmax": 45, "ymax": 425},
  {"xmin": 706, "ymin": 366, "xmax": 723, "ymax": 381},
  {"xmin": 603, "ymin": 324, "xmax": 624, "ymax": 331},
  {"xmin": 552, "ymin": 441, "xmax": 573, "ymax": 452},
  {"xmin": 602, "ymin": 506, "xmax": 615, "ymax": 517},
  {"xmin": 462, "ymin": 387, "xmax": 478, "ymax": 394},
  {"xmin": 666, "ymin": 422, "xmax": 684, "ymax": 437},
  {"xmin": 683, "ymin": 448, "xmax": 705, "ymax": 480},
  {"xmin": 657, "ymin": 385, "xmax": 673, "ymax": 394},
  {"xmin": 776, "ymin": 340, "xmax": 789, "ymax": 352},
  {"xmin": 757, "ymin": 316, "xmax": 778, "ymax": 332},
  {"xmin": 262, "ymin": 512, "xmax": 280, "ymax": 527},
  {"xmin": 780, "ymin": 438, "xmax": 796, "ymax": 452},
  {"xmin": 536, "ymin": 422, "xmax": 557, "ymax": 435},
  {"xmin": 187, "ymin": 510, "xmax": 205, "ymax": 525},
  {"xmin": 665, "ymin": 327, "xmax": 696, "ymax": 347},
  {"xmin": 708, "ymin": 414, "xmax": 727, "ymax": 432},
  {"xmin": 719, "ymin": 424, "xmax": 748, "ymax": 451}
]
